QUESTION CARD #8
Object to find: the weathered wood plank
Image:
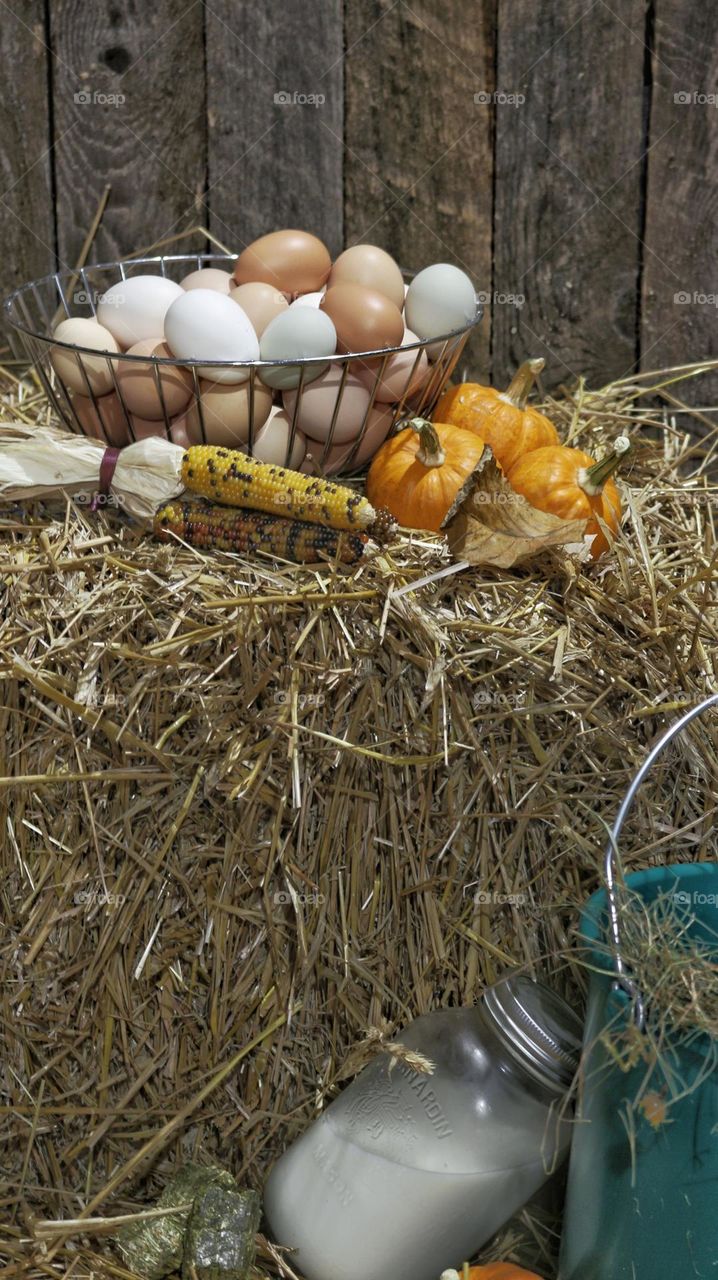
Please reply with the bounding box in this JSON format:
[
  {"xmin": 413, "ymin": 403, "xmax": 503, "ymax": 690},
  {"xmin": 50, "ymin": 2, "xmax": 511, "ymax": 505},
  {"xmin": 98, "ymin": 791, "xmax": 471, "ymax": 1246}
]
[
  {"xmin": 642, "ymin": 0, "xmax": 718, "ymax": 405},
  {"xmin": 493, "ymin": 1, "xmax": 646, "ymax": 391},
  {"xmin": 50, "ymin": 0, "xmax": 206, "ymax": 270},
  {"xmin": 0, "ymin": 3, "xmax": 54, "ymax": 309},
  {"xmin": 343, "ymin": 0, "xmax": 495, "ymax": 379},
  {"xmin": 206, "ymin": 1, "xmax": 344, "ymax": 257}
]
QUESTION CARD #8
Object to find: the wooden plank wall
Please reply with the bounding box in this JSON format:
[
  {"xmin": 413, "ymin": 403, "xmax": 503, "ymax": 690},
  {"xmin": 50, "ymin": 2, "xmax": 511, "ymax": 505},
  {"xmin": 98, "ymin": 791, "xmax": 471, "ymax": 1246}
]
[{"xmin": 0, "ymin": 0, "xmax": 715, "ymax": 399}]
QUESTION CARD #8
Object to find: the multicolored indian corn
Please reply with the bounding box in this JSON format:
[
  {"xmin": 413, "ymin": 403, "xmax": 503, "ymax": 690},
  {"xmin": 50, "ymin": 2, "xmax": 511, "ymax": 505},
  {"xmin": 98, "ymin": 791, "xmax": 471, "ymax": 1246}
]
[
  {"xmin": 154, "ymin": 501, "xmax": 367, "ymax": 564},
  {"xmin": 181, "ymin": 445, "xmax": 378, "ymax": 532}
]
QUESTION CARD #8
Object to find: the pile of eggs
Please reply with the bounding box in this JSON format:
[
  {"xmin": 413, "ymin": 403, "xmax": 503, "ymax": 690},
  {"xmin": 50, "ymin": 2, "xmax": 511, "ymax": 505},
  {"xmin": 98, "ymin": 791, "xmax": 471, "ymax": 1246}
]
[{"xmin": 50, "ymin": 230, "xmax": 477, "ymax": 474}]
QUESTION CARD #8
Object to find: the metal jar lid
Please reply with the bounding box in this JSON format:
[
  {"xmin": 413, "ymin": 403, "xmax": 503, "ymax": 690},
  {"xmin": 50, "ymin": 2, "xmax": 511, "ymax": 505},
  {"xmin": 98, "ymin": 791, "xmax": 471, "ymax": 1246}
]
[{"xmin": 482, "ymin": 974, "xmax": 583, "ymax": 1092}]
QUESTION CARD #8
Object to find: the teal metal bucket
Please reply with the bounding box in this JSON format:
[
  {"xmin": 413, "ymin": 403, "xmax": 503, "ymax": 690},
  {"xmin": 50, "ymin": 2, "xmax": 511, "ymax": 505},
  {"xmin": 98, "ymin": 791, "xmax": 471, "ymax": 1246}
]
[
  {"xmin": 559, "ymin": 694, "xmax": 718, "ymax": 1280},
  {"xmin": 559, "ymin": 862, "xmax": 718, "ymax": 1279}
]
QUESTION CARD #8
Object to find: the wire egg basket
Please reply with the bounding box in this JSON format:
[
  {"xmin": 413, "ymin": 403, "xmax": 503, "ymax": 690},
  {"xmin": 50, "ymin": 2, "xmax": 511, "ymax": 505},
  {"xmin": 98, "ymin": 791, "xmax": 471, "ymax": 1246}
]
[{"xmin": 4, "ymin": 253, "xmax": 482, "ymax": 475}]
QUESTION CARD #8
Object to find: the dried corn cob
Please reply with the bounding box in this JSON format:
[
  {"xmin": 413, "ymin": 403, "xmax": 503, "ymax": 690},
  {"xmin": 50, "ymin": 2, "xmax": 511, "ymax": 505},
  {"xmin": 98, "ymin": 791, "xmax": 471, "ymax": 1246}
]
[
  {"xmin": 154, "ymin": 501, "xmax": 367, "ymax": 564},
  {"xmin": 180, "ymin": 445, "xmax": 393, "ymax": 537}
]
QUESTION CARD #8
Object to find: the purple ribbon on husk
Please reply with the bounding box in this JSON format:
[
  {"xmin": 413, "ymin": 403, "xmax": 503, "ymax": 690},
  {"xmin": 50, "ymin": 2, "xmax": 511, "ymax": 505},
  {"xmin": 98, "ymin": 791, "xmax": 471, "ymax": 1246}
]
[{"xmin": 89, "ymin": 447, "xmax": 121, "ymax": 511}]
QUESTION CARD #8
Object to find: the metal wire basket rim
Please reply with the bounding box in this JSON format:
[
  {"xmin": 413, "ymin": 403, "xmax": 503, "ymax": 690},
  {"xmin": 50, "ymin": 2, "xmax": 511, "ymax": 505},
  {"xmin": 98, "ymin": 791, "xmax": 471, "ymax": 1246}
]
[
  {"xmin": 3, "ymin": 254, "xmax": 483, "ymax": 366},
  {"xmin": 604, "ymin": 690, "xmax": 718, "ymax": 1027}
]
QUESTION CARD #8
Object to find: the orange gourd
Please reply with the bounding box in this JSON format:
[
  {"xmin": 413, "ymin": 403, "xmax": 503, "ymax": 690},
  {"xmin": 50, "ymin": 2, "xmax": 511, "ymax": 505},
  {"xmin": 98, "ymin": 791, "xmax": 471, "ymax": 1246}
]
[
  {"xmin": 365, "ymin": 417, "xmax": 486, "ymax": 532},
  {"xmin": 441, "ymin": 1264, "xmax": 542, "ymax": 1280},
  {"xmin": 434, "ymin": 359, "xmax": 558, "ymax": 473},
  {"xmin": 507, "ymin": 437, "xmax": 630, "ymax": 559}
]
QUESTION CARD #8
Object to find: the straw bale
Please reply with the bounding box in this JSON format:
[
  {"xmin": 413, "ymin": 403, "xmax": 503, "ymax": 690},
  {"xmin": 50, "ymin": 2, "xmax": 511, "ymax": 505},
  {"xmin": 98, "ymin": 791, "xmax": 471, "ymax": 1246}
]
[{"xmin": 0, "ymin": 361, "xmax": 716, "ymax": 1279}]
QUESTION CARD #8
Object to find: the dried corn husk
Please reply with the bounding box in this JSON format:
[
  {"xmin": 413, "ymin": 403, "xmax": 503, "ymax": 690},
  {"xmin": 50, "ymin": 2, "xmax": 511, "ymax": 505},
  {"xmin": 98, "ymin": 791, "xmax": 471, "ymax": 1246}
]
[{"xmin": 0, "ymin": 422, "xmax": 184, "ymax": 520}]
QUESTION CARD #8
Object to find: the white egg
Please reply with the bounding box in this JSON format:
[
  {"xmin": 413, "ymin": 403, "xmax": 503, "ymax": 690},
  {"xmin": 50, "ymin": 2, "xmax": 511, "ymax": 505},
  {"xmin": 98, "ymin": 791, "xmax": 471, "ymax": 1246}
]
[
  {"xmin": 259, "ymin": 307, "xmax": 337, "ymax": 390},
  {"xmin": 250, "ymin": 406, "xmax": 306, "ymax": 469},
  {"xmin": 97, "ymin": 275, "xmax": 184, "ymax": 348},
  {"xmin": 289, "ymin": 290, "xmax": 325, "ymax": 309},
  {"xmin": 404, "ymin": 264, "xmax": 477, "ymax": 346},
  {"xmin": 164, "ymin": 289, "xmax": 259, "ymax": 383}
]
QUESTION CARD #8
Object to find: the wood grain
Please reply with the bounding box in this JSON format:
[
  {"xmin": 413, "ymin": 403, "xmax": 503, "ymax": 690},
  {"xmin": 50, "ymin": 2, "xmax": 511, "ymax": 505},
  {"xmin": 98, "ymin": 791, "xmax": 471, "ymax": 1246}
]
[
  {"xmin": 49, "ymin": 0, "xmax": 206, "ymax": 271},
  {"xmin": 493, "ymin": 0, "xmax": 646, "ymax": 391},
  {"xmin": 206, "ymin": 0, "xmax": 344, "ymax": 257},
  {"xmin": 0, "ymin": 3, "xmax": 55, "ymax": 310},
  {"xmin": 641, "ymin": 0, "xmax": 718, "ymax": 404},
  {"xmin": 343, "ymin": 0, "xmax": 495, "ymax": 378}
]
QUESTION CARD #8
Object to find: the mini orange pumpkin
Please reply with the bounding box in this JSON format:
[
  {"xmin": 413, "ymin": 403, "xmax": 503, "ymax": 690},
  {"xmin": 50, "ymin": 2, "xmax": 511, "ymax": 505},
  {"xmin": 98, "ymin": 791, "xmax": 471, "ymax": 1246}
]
[
  {"xmin": 506, "ymin": 436, "xmax": 630, "ymax": 559},
  {"xmin": 365, "ymin": 416, "xmax": 486, "ymax": 532},
  {"xmin": 434, "ymin": 359, "xmax": 558, "ymax": 474}
]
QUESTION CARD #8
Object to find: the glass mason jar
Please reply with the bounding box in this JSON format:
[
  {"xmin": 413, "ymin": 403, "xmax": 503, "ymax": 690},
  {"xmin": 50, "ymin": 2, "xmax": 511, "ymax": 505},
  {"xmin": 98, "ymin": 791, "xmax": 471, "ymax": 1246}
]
[{"xmin": 264, "ymin": 975, "xmax": 582, "ymax": 1280}]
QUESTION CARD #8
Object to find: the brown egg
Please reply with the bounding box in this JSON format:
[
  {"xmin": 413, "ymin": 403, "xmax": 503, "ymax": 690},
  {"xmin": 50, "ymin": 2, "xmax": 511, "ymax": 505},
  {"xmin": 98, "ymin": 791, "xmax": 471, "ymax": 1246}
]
[
  {"xmin": 250, "ymin": 407, "xmax": 306, "ymax": 469},
  {"xmin": 301, "ymin": 404, "xmax": 394, "ymax": 475},
  {"xmin": 181, "ymin": 377, "xmax": 273, "ymax": 446},
  {"xmin": 116, "ymin": 339, "xmax": 194, "ymax": 420},
  {"xmin": 72, "ymin": 393, "xmax": 182, "ymax": 446},
  {"xmin": 232, "ymin": 230, "xmax": 331, "ymax": 295},
  {"xmin": 354, "ymin": 329, "xmax": 429, "ymax": 402},
  {"xmin": 180, "ymin": 267, "xmax": 233, "ymax": 293},
  {"xmin": 328, "ymin": 245, "xmax": 405, "ymax": 310},
  {"xmin": 71, "ymin": 392, "xmax": 132, "ymax": 446},
  {"xmin": 320, "ymin": 284, "xmax": 404, "ymax": 355},
  {"xmin": 229, "ymin": 282, "xmax": 289, "ymax": 337}
]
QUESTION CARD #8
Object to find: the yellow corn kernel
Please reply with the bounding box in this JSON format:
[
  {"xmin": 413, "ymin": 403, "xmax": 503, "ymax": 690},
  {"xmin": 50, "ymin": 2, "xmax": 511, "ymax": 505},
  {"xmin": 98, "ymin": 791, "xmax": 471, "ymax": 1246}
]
[
  {"xmin": 181, "ymin": 445, "xmax": 379, "ymax": 532},
  {"xmin": 154, "ymin": 501, "xmax": 367, "ymax": 565}
]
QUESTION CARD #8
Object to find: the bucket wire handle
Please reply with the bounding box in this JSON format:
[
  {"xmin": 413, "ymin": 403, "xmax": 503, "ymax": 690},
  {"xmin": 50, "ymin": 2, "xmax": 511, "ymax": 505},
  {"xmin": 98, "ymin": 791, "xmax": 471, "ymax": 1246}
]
[{"xmin": 604, "ymin": 692, "xmax": 718, "ymax": 1029}]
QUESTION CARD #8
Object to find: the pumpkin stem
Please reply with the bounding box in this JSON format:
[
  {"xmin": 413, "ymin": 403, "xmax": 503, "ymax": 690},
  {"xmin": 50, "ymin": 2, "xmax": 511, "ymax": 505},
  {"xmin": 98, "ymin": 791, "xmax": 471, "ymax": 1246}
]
[
  {"xmin": 407, "ymin": 417, "xmax": 446, "ymax": 468},
  {"xmin": 502, "ymin": 357, "xmax": 545, "ymax": 410},
  {"xmin": 578, "ymin": 435, "xmax": 631, "ymax": 496}
]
